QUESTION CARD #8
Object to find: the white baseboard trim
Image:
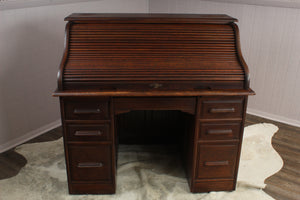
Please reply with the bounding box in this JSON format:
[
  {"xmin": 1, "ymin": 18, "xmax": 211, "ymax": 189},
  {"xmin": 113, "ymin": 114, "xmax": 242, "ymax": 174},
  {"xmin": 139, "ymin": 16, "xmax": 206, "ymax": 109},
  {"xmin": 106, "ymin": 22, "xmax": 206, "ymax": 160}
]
[
  {"xmin": 0, "ymin": 119, "xmax": 61, "ymax": 153},
  {"xmin": 247, "ymin": 108, "xmax": 300, "ymax": 128}
]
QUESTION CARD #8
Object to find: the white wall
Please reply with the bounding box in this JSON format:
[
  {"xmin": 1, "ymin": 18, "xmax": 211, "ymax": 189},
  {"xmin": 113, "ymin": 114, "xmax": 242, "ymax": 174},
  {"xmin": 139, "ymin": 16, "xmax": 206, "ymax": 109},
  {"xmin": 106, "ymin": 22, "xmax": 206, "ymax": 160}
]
[
  {"xmin": 0, "ymin": 0, "xmax": 148, "ymax": 152},
  {"xmin": 0, "ymin": 0, "xmax": 99, "ymax": 10},
  {"xmin": 149, "ymin": 0, "xmax": 300, "ymax": 127},
  {"xmin": 207, "ymin": 0, "xmax": 300, "ymax": 9}
]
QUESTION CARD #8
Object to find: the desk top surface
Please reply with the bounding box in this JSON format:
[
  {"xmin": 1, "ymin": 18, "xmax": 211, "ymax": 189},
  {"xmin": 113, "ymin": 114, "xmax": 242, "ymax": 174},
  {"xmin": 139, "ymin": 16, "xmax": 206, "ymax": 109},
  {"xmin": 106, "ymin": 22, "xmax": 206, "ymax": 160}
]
[
  {"xmin": 53, "ymin": 89, "xmax": 255, "ymax": 97},
  {"xmin": 65, "ymin": 13, "xmax": 237, "ymax": 24}
]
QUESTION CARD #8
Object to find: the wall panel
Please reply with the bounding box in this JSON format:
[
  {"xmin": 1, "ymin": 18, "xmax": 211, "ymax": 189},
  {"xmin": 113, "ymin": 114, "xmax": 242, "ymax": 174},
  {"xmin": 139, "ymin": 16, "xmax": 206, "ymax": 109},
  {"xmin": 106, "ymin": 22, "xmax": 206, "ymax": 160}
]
[{"xmin": 0, "ymin": 0, "xmax": 148, "ymax": 152}]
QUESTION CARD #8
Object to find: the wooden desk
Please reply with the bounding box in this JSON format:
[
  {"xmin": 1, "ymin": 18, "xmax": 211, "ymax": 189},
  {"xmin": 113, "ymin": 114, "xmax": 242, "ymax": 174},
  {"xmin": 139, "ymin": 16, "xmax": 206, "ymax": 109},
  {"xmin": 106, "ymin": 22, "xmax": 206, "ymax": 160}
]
[{"xmin": 54, "ymin": 13, "xmax": 255, "ymax": 194}]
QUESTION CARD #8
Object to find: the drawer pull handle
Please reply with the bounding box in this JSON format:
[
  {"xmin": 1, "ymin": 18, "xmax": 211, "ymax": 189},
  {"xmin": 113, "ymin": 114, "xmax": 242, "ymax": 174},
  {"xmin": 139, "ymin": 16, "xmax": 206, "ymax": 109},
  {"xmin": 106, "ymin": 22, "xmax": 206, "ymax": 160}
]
[
  {"xmin": 204, "ymin": 161, "xmax": 229, "ymax": 166},
  {"xmin": 149, "ymin": 83, "xmax": 163, "ymax": 89},
  {"xmin": 207, "ymin": 129, "xmax": 233, "ymax": 135},
  {"xmin": 73, "ymin": 108, "xmax": 101, "ymax": 114},
  {"xmin": 77, "ymin": 162, "xmax": 103, "ymax": 168},
  {"xmin": 74, "ymin": 130, "xmax": 102, "ymax": 136},
  {"xmin": 209, "ymin": 108, "xmax": 235, "ymax": 113}
]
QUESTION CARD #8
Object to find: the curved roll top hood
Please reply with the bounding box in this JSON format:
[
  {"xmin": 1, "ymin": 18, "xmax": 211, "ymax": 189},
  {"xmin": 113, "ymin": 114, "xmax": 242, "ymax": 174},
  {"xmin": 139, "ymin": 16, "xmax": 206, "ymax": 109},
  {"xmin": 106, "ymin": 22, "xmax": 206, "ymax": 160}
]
[{"xmin": 57, "ymin": 14, "xmax": 250, "ymax": 91}]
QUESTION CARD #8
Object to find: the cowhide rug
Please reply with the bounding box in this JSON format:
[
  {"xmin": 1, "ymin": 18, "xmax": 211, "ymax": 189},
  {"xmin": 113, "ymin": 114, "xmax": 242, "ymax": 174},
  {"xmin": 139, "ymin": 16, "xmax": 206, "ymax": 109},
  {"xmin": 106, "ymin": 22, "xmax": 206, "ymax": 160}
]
[{"xmin": 0, "ymin": 123, "xmax": 283, "ymax": 200}]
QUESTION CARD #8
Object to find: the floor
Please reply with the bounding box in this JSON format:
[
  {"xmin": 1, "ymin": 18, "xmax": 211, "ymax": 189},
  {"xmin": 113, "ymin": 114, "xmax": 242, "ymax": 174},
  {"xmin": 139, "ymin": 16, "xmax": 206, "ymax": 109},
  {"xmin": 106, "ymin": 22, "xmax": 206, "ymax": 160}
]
[
  {"xmin": 0, "ymin": 114, "xmax": 299, "ymax": 200},
  {"xmin": 245, "ymin": 115, "xmax": 300, "ymax": 200}
]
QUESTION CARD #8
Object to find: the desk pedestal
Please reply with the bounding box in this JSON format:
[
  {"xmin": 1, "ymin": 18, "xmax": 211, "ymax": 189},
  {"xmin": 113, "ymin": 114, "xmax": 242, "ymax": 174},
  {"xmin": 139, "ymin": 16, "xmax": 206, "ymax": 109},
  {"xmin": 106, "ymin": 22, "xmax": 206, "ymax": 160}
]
[{"xmin": 59, "ymin": 96, "xmax": 247, "ymax": 194}]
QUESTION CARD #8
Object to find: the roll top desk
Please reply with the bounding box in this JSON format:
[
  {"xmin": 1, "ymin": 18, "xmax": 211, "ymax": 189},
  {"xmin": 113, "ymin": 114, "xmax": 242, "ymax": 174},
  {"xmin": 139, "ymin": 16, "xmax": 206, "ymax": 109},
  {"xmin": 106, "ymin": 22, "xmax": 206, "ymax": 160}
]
[{"xmin": 53, "ymin": 13, "xmax": 255, "ymax": 194}]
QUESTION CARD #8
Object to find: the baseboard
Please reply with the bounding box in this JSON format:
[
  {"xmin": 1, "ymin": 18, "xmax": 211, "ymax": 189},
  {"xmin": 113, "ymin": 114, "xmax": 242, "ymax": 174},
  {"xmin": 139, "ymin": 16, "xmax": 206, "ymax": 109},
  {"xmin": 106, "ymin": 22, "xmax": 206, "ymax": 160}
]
[
  {"xmin": 247, "ymin": 108, "xmax": 300, "ymax": 128},
  {"xmin": 0, "ymin": 119, "xmax": 61, "ymax": 153}
]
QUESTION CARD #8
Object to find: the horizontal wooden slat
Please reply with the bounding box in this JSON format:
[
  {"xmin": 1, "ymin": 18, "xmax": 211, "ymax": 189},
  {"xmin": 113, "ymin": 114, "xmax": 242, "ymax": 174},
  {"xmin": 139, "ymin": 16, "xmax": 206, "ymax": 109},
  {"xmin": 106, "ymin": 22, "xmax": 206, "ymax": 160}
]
[{"xmin": 62, "ymin": 21, "xmax": 245, "ymax": 88}]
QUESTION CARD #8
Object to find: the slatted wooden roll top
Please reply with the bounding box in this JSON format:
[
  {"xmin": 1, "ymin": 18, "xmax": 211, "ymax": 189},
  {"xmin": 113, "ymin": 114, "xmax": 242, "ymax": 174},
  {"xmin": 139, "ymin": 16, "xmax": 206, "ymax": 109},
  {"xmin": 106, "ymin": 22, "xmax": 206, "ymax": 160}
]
[{"xmin": 57, "ymin": 13, "xmax": 252, "ymax": 94}]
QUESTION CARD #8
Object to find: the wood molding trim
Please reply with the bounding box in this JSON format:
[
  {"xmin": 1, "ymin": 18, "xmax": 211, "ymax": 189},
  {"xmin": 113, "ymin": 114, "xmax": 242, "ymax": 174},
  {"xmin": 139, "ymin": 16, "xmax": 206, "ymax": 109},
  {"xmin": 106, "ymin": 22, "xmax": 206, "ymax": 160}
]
[
  {"xmin": 247, "ymin": 108, "xmax": 300, "ymax": 128},
  {"xmin": 0, "ymin": 119, "xmax": 61, "ymax": 153}
]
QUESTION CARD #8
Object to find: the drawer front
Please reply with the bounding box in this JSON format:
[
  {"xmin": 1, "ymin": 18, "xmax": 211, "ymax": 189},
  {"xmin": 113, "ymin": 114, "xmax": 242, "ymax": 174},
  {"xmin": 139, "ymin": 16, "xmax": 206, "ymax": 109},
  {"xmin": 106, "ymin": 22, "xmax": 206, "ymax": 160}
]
[
  {"xmin": 196, "ymin": 144, "xmax": 238, "ymax": 179},
  {"xmin": 198, "ymin": 121, "xmax": 241, "ymax": 141},
  {"xmin": 68, "ymin": 144, "xmax": 112, "ymax": 182},
  {"xmin": 64, "ymin": 99, "xmax": 109, "ymax": 120},
  {"xmin": 66, "ymin": 124, "xmax": 110, "ymax": 141},
  {"xmin": 200, "ymin": 97, "xmax": 244, "ymax": 119}
]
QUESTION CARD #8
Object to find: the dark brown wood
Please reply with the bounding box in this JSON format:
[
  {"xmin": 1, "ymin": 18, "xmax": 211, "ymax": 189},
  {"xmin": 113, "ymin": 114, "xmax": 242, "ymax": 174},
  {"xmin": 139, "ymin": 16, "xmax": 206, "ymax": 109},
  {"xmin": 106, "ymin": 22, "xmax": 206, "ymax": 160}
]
[
  {"xmin": 231, "ymin": 23, "xmax": 250, "ymax": 88},
  {"xmin": 54, "ymin": 13, "xmax": 254, "ymax": 194},
  {"xmin": 192, "ymin": 180, "xmax": 235, "ymax": 192},
  {"xmin": 68, "ymin": 144, "xmax": 112, "ymax": 182},
  {"xmin": 64, "ymin": 98, "xmax": 110, "ymax": 120},
  {"xmin": 56, "ymin": 14, "xmax": 249, "ymax": 91},
  {"xmin": 196, "ymin": 143, "xmax": 238, "ymax": 179},
  {"xmin": 60, "ymin": 96, "xmax": 115, "ymax": 194},
  {"xmin": 66, "ymin": 123, "xmax": 110, "ymax": 141},
  {"xmin": 113, "ymin": 97, "xmax": 196, "ymax": 115},
  {"xmin": 116, "ymin": 110, "xmax": 184, "ymax": 144},
  {"xmin": 65, "ymin": 13, "xmax": 237, "ymax": 23},
  {"xmin": 53, "ymin": 89, "xmax": 255, "ymax": 97},
  {"xmin": 199, "ymin": 96, "xmax": 244, "ymax": 119},
  {"xmin": 198, "ymin": 121, "xmax": 241, "ymax": 140},
  {"xmin": 2, "ymin": 114, "xmax": 299, "ymax": 199},
  {"xmin": 57, "ymin": 22, "xmax": 71, "ymax": 91}
]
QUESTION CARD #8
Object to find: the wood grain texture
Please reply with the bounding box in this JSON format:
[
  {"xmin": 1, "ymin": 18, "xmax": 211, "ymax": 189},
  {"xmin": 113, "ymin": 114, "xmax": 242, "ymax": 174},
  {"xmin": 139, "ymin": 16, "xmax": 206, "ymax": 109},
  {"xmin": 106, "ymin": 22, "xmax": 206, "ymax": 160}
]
[
  {"xmin": 113, "ymin": 97, "xmax": 196, "ymax": 115},
  {"xmin": 56, "ymin": 14, "xmax": 250, "ymax": 91},
  {"xmin": 60, "ymin": 96, "xmax": 116, "ymax": 194}
]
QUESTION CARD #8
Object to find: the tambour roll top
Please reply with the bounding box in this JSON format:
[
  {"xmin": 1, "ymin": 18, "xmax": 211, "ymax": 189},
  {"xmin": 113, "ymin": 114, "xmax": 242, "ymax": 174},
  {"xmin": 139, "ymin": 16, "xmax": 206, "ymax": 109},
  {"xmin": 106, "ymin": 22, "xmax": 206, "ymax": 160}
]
[{"xmin": 57, "ymin": 13, "xmax": 250, "ymax": 92}]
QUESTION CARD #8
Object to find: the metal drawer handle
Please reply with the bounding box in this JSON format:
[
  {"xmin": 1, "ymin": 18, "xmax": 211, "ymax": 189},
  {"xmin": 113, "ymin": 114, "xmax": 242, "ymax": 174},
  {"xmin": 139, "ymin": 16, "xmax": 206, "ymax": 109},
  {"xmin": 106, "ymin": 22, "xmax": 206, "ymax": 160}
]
[
  {"xmin": 74, "ymin": 130, "xmax": 102, "ymax": 136},
  {"xmin": 77, "ymin": 162, "xmax": 103, "ymax": 168},
  {"xmin": 204, "ymin": 161, "xmax": 229, "ymax": 166},
  {"xmin": 209, "ymin": 108, "xmax": 235, "ymax": 113},
  {"xmin": 73, "ymin": 108, "xmax": 101, "ymax": 114},
  {"xmin": 207, "ymin": 129, "xmax": 233, "ymax": 135},
  {"xmin": 149, "ymin": 83, "xmax": 163, "ymax": 89}
]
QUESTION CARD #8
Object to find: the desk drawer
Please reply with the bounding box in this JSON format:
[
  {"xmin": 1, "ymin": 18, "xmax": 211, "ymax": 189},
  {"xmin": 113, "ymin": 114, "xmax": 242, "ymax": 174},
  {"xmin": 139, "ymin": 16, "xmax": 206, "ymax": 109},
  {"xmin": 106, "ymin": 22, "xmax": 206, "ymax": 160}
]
[
  {"xmin": 64, "ymin": 99, "xmax": 109, "ymax": 120},
  {"xmin": 66, "ymin": 124, "xmax": 110, "ymax": 141},
  {"xmin": 68, "ymin": 144, "xmax": 112, "ymax": 182},
  {"xmin": 199, "ymin": 97, "xmax": 244, "ymax": 119},
  {"xmin": 196, "ymin": 144, "xmax": 238, "ymax": 179},
  {"xmin": 198, "ymin": 121, "xmax": 241, "ymax": 141}
]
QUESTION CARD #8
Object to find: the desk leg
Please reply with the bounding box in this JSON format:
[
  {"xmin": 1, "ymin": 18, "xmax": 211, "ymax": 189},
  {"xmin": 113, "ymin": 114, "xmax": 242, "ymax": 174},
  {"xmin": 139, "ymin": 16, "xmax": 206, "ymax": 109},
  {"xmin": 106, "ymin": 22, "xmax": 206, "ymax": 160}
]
[
  {"xmin": 60, "ymin": 97, "xmax": 116, "ymax": 194},
  {"xmin": 189, "ymin": 96, "xmax": 245, "ymax": 192}
]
